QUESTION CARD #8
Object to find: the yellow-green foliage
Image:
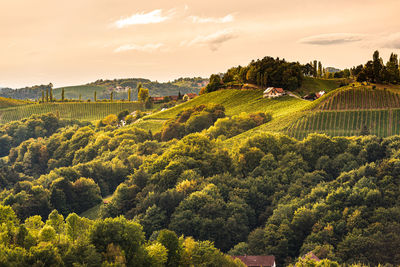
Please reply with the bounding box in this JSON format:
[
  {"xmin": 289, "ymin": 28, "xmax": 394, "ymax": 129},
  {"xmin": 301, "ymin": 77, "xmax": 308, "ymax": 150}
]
[
  {"xmin": 0, "ymin": 97, "xmax": 28, "ymax": 109},
  {"xmin": 0, "ymin": 102, "xmax": 143, "ymax": 123},
  {"xmin": 139, "ymin": 89, "xmax": 308, "ymax": 132}
]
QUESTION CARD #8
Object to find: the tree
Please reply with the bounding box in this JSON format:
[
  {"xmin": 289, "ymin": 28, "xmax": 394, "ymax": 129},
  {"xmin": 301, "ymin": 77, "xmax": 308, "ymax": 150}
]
[
  {"xmin": 94, "ymin": 91, "xmax": 97, "ymax": 102},
  {"xmin": 42, "ymin": 91, "xmax": 45, "ymax": 102},
  {"xmin": 89, "ymin": 217, "xmax": 146, "ymax": 266},
  {"xmin": 61, "ymin": 88, "xmax": 65, "ymax": 101},
  {"xmin": 157, "ymin": 229, "xmax": 181, "ymax": 267},
  {"xmin": 110, "ymin": 92, "xmax": 113, "ymax": 102},
  {"xmin": 318, "ymin": 61, "xmax": 323, "ymax": 78},
  {"xmin": 66, "ymin": 213, "xmax": 85, "ymax": 243},
  {"xmin": 49, "ymin": 87, "xmax": 53, "ymax": 102},
  {"xmin": 138, "ymin": 87, "xmax": 149, "ymax": 102},
  {"xmin": 46, "ymin": 89, "xmax": 49, "ymax": 102},
  {"xmin": 373, "ymin": 50, "xmax": 383, "ymax": 83},
  {"xmin": 128, "ymin": 87, "xmax": 131, "ymax": 101}
]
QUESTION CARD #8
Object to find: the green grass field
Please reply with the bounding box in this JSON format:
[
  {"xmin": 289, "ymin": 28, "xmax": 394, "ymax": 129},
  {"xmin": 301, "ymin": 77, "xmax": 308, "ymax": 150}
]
[
  {"xmin": 0, "ymin": 102, "xmax": 144, "ymax": 123},
  {"xmin": 0, "ymin": 97, "xmax": 28, "ymax": 108},
  {"xmin": 137, "ymin": 89, "xmax": 309, "ymax": 132},
  {"xmin": 297, "ymin": 77, "xmax": 346, "ymax": 96}
]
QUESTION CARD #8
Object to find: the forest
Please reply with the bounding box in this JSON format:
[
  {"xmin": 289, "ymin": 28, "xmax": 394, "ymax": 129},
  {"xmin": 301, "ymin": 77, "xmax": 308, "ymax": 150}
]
[{"xmin": 1, "ymin": 109, "xmax": 400, "ymax": 265}]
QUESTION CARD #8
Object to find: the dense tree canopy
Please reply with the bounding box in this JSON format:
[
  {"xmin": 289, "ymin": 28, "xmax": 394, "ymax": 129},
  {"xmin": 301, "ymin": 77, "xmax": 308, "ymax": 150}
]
[{"xmin": 2, "ymin": 108, "xmax": 400, "ymax": 265}]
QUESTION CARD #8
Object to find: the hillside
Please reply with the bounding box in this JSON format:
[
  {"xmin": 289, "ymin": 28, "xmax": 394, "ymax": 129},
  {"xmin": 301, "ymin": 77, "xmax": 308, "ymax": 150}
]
[
  {"xmin": 283, "ymin": 83, "xmax": 400, "ymax": 139},
  {"xmin": 0, "ymin": 101, "xmax": 143, "ymax": 123},
  {"xmin": 0, "ymin": 97, "xmax": 28, "ymax": 108},
  {"xmin": 297, "ymin": 76, "xmax": 347, "ymax": 96},
  {"xmin": 136, "ymin": 89, "xmax": 309, "ymax": 132}
]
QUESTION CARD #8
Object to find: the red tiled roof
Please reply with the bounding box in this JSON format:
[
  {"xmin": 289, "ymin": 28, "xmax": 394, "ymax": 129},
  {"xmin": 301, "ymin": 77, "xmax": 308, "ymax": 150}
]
[
  {"xmin": 185, "ymin": 93, "xmax": 198, "ymax": 98},
  {"xmin": 302, "ymin": 252, "xmax": 320, "ymax": 262},
  {"xmin": 151, "ymin": 97, "xmax": 164, "ymax": 101},
  {"xmin": 232, "ymin": 255, "xmax": 275, "ymax": 267},
  {"xmin": 275, "ymin": 88, "xmax": 284, "ymax": 93}
]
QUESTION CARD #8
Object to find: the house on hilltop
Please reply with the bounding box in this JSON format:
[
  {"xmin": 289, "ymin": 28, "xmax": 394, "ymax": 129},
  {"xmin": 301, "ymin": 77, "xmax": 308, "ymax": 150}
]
[
  {"xmin": 263, "ymin": 87, "xmax": 285, "ymax": 98},
  {"xmin": 232, "ymin": 255, "xmax": 276, "ymax": 267}
]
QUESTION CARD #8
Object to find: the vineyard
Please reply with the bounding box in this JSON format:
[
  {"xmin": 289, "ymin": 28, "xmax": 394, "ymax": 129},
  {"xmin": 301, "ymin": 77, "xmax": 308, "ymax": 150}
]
[
  {"xmin": 286, "ymin": 109, "xmax": 400, "ymax": 139},
  {"xmin": 0, "ymin": 97, "xmax": 28, "ymax": 108},
  {"xmin": 0, "ymin": 102, "xmax": 143, "ymax": 123},
  {"xmin": 312, "ymin": 85, "xmax": 400, "ymax": 110},
  {"xmin": 285, "ymin": 85, "xmax": 400, "ymax": 139}
]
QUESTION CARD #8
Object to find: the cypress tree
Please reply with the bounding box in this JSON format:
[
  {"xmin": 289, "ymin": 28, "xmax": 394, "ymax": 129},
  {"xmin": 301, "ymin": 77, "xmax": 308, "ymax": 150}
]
[
  {"xmin": 110, "ymin": 92, "xmax": 113, "ymax": 102},
  {"xmin": 61, "ymin": 88, "xmax": 65, "ymax": 101},
  {"xmin": 50, "ymin": 87, "xmax": 53, "ymax": 102},
  {"xmin": 128, "ymin": 88, "xmax": 131, "ymax": 102},
  {"xmin": 94, "ymin": 91, "xmax": 97, "ymax": 102},
  {"xmin": 42, "ymin": 91, "xmax": 45, "ymax": 103},
  {"xmin": 46, "ymin": 89, "xmax": 49, "ymax": 102}
]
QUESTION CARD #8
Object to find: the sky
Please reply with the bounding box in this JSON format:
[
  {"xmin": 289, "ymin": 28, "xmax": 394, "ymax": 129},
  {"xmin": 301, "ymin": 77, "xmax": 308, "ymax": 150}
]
[{"xmin": 1, "ymin": 0, "xmax": 400, "ymax": 88}]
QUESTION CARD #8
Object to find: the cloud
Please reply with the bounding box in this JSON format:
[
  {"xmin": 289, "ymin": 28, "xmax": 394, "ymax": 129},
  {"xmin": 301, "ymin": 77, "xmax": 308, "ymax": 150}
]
[
  {"xmin": 298, "ymin": 33, "xmax": 366, "ymax": 45},
  {"xmin": 189, "ymin": 14, "xmax": 234, "ymax": 24},
  {"xmin": 185, "ymin": 29, "xmax": 237, "ymax": 51},
  {"xmin": 379, "ymin": 32, "xmax": 400, "ymax": 49},
  {"xmin": 114, "ymin": 9, "xmax": 171, "ymax": 28},
  {"xmin": 114, "ymin": 43, "xmax": 164, "ymax": 53}
]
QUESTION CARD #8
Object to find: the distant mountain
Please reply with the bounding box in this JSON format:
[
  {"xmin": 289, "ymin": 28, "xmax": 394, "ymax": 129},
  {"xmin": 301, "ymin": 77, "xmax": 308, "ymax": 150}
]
[
  {"xmin": 0, "ymin": 77, "xmax": 208, "ymax": 101},
  {"xmin": 325, "ymin": 67, "xmax": 341, "ymax": 73}
]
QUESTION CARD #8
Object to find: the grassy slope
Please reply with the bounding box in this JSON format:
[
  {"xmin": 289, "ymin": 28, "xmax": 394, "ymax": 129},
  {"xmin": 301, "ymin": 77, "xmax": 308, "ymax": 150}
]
[
  {"xmin": 0, "ymin": 102, "xmax": 143, "ymax": 123},
  {"xmin": 0, "ymin": 97, "xmax": 28, "ymax": 109},
  {"xmin": 136, "ymin": 90, "xmax": 309, "ymax": 132},
  {"xmin": 297, "ymin": 77, "xmax": 345, "ymax": 96},
  {"xmin": 53, "ymin": 85, "xmax": 107, "ymax": 100}
]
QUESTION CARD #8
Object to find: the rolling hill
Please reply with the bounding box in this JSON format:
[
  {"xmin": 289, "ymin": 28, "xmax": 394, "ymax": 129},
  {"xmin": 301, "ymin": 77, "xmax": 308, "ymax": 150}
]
[
  {"xmin": 0, "ymin": 101, "xmax": 144, "ymax": 123},
  {"xmin": 284, "ymin": 83, "xmax": 400, "ymax": 139},
  {"xmin": 136, "ymin": 89, "xmax": 309, "ymax": 132}
]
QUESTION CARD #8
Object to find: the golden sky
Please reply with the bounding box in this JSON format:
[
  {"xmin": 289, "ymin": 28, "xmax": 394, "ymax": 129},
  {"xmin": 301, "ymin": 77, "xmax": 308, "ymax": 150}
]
[{"xmin": 1, "ymin": 0, "xmax": 400, "ymax": 88}]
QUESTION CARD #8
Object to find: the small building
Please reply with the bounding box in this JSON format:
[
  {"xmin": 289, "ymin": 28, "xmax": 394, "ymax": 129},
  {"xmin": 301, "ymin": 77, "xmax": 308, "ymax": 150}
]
[
  {"xmin": 315, "ymin": 91, "xmax": 325, "ymax": 99},
  {"xmin": 232, "ymin": 255, "xmax": 276, "ymax": 267},
  {"xmin": 151, "ymin": 97, "xmax": 165, "ymax": 103},
  {"xmin": 183, "ymin": 93, "xmax": 198, "ymax": 101},
  {"xmin": 302, "ymin": 252, "xmax": 320, "ymax": 262},
  {"xmin": 263, "ymin": 87, "xmax": 285, "ymax": 98}
]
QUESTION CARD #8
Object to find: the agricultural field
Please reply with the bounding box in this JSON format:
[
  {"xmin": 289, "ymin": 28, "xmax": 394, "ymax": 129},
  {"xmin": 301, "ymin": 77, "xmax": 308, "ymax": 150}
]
[
  {"xmin": 312, "ymin": 85, "xmax": 400, "ymax": 110},
  {"xmin": 0, "ymin": 101, "xmax": 143, "ymax": 123},
  {"xmin": 284, "ymin": 85, "xmax": 400, "ymax": 139},
  {"xmin": 286, "ymin": 109, "xmax": 400, "ymax": 139},
  {"xmin": 138, "ymin": 89, "xmax": 309, "ymax": 132},
  {"xmin": 0, "ymin": 97, "xmax": 28, "ymax": 108}
]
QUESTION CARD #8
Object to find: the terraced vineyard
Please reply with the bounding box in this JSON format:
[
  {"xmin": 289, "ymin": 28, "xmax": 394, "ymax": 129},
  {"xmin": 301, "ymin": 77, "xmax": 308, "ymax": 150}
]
[
  {"xmin": 286, "ymin": 85, "xmax": 400, "ymax": 139},
  {"xmin": 0, "ymin": 102, "xmax": 143, "ymax": 123}
]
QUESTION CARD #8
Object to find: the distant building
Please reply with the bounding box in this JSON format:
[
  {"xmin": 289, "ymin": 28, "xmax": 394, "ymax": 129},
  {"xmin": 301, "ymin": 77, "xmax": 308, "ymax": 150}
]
[
  {"xmin": 151, "ymin": 97, "xmax": 165, "ymax": 103},
  {"xmin": 263, "ymin": 87, "xmax": 285, "ymax": 98},
  {"xmin": 107, "ymin": 86, "xmax": 131, "ymax": 92},
  {"xmin": 301, "ymin": 252, "xmax": 321, "ymax": 262},
  {"xmin": 183, "ymin": 93, "xmax": 198, "ymax": 101},
  {"xmin": 315, "ymin": 91, "xmax": 325, "ymax": 99},
  {"xmin": 232, "ymin": 255, "xmax": 276, "ymax": 267}
]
